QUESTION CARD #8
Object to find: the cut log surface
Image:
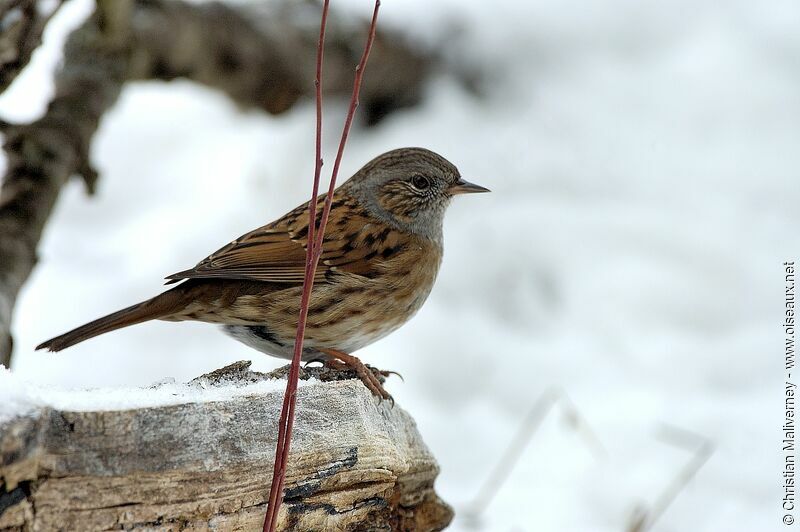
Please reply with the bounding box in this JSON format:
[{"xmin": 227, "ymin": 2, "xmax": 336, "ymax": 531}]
[{"xmin": 0, "ymin": 362, "xmax": 453, "ymax": 531}]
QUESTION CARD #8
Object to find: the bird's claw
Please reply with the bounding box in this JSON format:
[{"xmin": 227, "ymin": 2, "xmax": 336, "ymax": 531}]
[{"xmin": 319, "ymin": 349, "xmax": 396, "ymax": 405}]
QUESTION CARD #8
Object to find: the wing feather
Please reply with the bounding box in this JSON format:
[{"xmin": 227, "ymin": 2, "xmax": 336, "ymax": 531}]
[{"xmin": 165, "ymin": 195, "xmax": 397, "ymax": 284}]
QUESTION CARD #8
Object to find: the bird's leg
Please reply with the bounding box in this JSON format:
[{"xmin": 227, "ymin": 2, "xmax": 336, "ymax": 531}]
[{"xmin": 319, "ymin": 348, "xmax": 393, "ymax": 403}]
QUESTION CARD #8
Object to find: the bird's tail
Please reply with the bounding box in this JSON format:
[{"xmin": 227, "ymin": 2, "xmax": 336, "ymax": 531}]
[{"xmin": 36, "ymin": 288, "xmax": 188, "ymax": 352}]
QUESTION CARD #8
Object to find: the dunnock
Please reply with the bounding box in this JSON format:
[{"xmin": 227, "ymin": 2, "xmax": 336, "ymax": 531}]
[{"xmin": 37, "ymin": 147, "xmax": 489, "ymax": 399}]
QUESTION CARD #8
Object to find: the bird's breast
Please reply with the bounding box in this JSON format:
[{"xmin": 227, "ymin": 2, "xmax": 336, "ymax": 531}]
[{"xmin": 301, "ymin": 234, "xmax": 442, "ymax": 351}]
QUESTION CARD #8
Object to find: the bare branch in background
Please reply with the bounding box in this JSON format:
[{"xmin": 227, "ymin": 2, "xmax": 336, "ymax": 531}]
[
  {"xmin": 462, "ymin": 388, "xmax": 605, "ymax": 527},
  {"xmin": 0, "ymin": 0, "xmax": 130, "ymax": 369},
  {"xmin": 0, "ymin": 0, "xmax": 67, "ymax": 92},
  {"xmin": 0, "ymin": 0, "xmax": 442, "ymax": 368},
  {"xmin": 626, "ymin": 425, "xmax": 713, "ymax": 532}
]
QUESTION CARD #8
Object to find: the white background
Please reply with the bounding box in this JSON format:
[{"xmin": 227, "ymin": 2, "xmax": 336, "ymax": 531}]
[{"xmin": 2, "ymin": 0, "xmax": 799, "ymax": 530}]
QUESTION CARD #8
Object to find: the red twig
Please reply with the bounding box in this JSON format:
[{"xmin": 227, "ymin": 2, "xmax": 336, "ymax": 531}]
[
  {"xmin": 306, "ymin": 0, "xmax": 329, "ymax": 258},
  {"xmin": 314, "ymin": 2, "xmax": 380, "ymax": 255},
  {"xmin": 262, "ymin": 2, "xmax": 380, "ymax": 531},
  {"xmin": 262, "ymin": 1, "xmax": 329, "ymax": 528}
]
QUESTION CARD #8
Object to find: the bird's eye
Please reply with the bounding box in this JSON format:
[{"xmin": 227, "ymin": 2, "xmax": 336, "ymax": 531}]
[{"xmin": 411, "ymin": 174, "xmax": 430, "ymax": 190}]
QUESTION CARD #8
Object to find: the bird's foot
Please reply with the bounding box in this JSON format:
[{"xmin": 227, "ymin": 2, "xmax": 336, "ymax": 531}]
[{"xmin": 319, "ymin": 348, "xmax": 394, "ymax": 404}]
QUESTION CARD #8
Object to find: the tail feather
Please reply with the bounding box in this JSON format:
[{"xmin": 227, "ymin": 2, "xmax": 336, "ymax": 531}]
[{"xmin": 36, "ymin": 289, "xmax": 187, "ymax": 352}]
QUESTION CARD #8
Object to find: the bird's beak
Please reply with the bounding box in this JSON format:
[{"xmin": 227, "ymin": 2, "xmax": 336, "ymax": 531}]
[{"xmin": 448, "ymin": 178, "xmax": 490, "ymax": 195}]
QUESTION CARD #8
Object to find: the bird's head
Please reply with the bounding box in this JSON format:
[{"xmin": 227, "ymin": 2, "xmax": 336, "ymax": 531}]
[{"xmin": 344, "ymin": 147, "xmax": 489, "ymax": 241}]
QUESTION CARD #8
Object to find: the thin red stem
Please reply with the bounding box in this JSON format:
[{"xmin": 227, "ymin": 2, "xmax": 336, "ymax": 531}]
[
  {"xmin": 262, "ymin": 2, "xmax": 380, "ymax": 531},
  {"xmin": 306, "ymin": 1, "xmax": 329, "ymax": 256},
  {"xmin": 313, "ymin": 0, "xmax": 380, "ymax": 258},
  {"xmin": 262, "ymin": 1, "xmax": 328, "ymax": 529}
]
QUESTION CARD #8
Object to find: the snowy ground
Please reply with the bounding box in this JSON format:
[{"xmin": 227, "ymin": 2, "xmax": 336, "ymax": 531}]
[{"xmin": 2, "ymin": 0, "xmax": 799, "ymax": 530}]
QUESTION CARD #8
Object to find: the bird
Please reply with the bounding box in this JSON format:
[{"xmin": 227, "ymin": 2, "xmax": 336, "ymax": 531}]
[{"xmin": 36, "ymin": 147, "xmax": 489, "ymax": 400}]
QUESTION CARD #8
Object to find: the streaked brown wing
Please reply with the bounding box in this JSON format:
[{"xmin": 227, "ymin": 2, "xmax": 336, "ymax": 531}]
[
  {"xmin": 165, "ymin": 195, "xmax": 397, "ymax": 284},
  {"xmin": 165, "ymin": 225, "xmax": 324, "ymax": 284}
]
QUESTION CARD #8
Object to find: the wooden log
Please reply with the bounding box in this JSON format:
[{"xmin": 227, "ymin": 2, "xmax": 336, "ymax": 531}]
[{"xmin": 0, "ymin": 362, "xmax": 453, "ymax": 531}]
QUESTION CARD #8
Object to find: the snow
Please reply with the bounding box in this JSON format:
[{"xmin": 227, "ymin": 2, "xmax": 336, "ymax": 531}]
[
  {"xmin": 2, "ymin": 0, "xmax": 799, "ymax": 530},
  {"xmin": 0, "ymin": 365, "xmax": 291, "ymax": 424}
]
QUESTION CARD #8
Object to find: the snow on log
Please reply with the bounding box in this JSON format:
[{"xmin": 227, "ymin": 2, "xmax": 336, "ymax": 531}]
[{"xmin": 0, "ymin": 362, "xmax": 453, "ymax": 531}]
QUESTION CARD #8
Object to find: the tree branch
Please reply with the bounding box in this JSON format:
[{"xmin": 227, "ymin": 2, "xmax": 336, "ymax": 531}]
[
  {"xmin": 0, "ymin": 0, "xmax": 67, "ymax": 92},
  {"xmin": 0, "ymin": 6, "xmax": 128, "ymax": 368}
]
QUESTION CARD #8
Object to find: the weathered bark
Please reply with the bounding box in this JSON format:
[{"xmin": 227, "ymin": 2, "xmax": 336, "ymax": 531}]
[
  {"xmin": 0, "ymin": 362, "xmax": 454, "ymax": 530},
  {"xmin": 0, "ymin": 0, "xmax": 436, "ymax": 367}
]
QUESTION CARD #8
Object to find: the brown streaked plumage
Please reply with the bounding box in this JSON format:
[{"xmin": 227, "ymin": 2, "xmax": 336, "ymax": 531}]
[{"xmin": 36, "ymin": 147, "xmax": 489, "ymax": 400}]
